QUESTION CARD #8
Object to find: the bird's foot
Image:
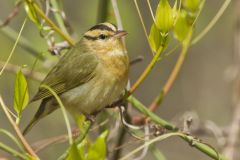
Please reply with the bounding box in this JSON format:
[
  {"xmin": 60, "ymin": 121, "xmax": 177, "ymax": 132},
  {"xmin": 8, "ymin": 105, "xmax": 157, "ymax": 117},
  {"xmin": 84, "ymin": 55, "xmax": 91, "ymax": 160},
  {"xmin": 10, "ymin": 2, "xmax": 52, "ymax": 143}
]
[
  {"xmin": 105, "ymin": 99, "xmax": 125, "ymax": 109},
  {"xmin": 85, "ymin": 114, "xmax": 96, "ymax": 123}
]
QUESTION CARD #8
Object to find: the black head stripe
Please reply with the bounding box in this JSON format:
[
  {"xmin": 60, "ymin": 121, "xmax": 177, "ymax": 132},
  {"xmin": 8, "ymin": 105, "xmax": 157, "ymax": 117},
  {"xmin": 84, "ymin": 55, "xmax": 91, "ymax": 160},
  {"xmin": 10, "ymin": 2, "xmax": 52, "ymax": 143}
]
[
  {"xmin": 83, "ymin": 35, "xmax": 98, "ymax": 40},
  {"xmin": 89, "ymin": 24, "xmax": 115, "ymax": 32}
]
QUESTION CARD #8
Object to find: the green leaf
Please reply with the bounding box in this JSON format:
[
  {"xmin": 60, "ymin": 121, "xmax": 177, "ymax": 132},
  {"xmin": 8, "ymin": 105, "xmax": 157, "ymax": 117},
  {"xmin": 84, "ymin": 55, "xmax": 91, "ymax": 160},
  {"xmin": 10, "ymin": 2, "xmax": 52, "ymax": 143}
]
[
  {"xmin": 155, "ymin": 0, "xmax": 174, "ymax": 34},
  {"xmin": 24, "ymin": 0, "xmax": 41, "ymax": 27},
  {"xmin": 13, "ymin": 69, "xmax": 29, "ymax": 116},
  {"xmin": 182, "ymin": 0, "xmax": 200, "ymax": 12},
  {"xmin": 149, "ymin": 23, "xmax": 162, "ymax": 53},
  {"xmin": 77, "ymin": 140, "xmax": 86, "ymax": 160},
  {"xmin": 85, "ymin": 130, "xmax": 108, "ymax": 160},
  {"xmin": 149, "ymin": 23, "xmax": 169, "ymax": 53},
  {"xmin": 67, "ymin": 142, "xmax": 83, "ymax": 160},
  {"xmin": 173, "ymin": 11, "xmax": 191, "ymax": 43}
]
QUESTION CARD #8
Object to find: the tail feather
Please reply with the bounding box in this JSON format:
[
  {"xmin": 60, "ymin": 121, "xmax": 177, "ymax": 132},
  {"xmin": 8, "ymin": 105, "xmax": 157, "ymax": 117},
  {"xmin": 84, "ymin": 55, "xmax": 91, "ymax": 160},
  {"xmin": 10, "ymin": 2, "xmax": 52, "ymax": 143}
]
[
  {"xmin": 23, "ymin": 117, "xmax": 40, "ymax": 135},
  {"xmin": 23, "ymin": 98, "xmax": 57, "ymax": 135}
]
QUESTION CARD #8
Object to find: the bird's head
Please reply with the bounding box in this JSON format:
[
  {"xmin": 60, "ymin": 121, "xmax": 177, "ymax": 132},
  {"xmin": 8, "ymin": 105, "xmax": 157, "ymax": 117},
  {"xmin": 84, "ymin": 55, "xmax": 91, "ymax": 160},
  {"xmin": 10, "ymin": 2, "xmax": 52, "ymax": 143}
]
[{"xmin": 82, "ymin": 22, "xmax": 127, "ymax": 56}]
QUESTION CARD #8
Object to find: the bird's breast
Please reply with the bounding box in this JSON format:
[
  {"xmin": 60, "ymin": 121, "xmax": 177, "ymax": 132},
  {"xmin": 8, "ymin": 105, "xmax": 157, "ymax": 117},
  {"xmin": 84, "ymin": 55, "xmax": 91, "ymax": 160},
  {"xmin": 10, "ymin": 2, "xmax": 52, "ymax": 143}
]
[{"xmin": 61, "ymin": 58, "xmax": 128, "ymax": 115}]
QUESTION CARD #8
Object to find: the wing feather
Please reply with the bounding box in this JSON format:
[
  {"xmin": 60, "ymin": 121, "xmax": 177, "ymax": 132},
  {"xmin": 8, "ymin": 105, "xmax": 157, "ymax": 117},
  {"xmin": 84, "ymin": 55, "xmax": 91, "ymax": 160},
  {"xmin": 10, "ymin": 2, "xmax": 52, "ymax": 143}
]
[{"xmin": 31, "ymin": 45, "xmax": 99, "ymax": 101}]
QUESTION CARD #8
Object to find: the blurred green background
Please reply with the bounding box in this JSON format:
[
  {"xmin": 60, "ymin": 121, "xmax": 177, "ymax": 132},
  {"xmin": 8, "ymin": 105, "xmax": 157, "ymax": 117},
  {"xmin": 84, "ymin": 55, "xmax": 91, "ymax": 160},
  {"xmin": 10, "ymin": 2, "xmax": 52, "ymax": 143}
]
[{"xmin": 0, "ymin": 0, "xmax": 236, "ymax": 159}]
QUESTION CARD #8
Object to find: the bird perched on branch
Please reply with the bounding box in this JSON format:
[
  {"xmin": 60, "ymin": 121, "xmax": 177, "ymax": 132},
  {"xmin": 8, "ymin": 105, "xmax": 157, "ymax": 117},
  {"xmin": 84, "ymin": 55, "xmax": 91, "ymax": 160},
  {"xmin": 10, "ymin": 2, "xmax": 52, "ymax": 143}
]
[{"xmin": 23, "ymin": 23, "xmax": 129, "ymax": 135}]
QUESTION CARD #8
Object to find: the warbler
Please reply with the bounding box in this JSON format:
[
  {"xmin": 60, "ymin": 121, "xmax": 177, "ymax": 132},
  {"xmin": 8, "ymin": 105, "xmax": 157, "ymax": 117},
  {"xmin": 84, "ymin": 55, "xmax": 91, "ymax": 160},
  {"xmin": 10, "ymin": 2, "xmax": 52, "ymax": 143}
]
[{"xmin": 23, "ymin": 23, "xmax": 129, "ymax": 135}]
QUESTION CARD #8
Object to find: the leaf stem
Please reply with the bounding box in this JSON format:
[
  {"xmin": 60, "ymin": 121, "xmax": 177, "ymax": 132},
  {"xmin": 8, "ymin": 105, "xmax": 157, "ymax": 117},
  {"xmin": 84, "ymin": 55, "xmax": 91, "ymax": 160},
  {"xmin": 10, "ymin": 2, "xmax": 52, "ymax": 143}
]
[
  {"xmin": 149, "ymin": 29, "xmax": 192, "ymax": 113},
  {"xmin": 0, "ymin": 142, "xmax": 26, "ymax": 160},
  {"xmin": 129, "ymin": 46, "xmax": 164, "ymax": 95}
]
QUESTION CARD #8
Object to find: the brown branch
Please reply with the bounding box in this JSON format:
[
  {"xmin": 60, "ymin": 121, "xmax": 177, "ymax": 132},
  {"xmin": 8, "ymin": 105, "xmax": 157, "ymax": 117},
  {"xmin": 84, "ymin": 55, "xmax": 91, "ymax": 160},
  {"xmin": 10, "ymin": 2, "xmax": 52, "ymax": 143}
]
[
  {"xmin": 133, "ymin": 31, "xmax": 193, "ymax": 125},
  {"xmin": 33, "ymin": 128, "xmax": 80, "ymax": 153},
  {"xmin": 31, "ymin": 119, "xmax": 108, "ymax": 153},
  {"xmin": 0, "ymin": 1, "xmax": 22, "ymax": 27},
  {"xmin": 0, "ymin": 96, "xmax": 39, "ymax": 158}
]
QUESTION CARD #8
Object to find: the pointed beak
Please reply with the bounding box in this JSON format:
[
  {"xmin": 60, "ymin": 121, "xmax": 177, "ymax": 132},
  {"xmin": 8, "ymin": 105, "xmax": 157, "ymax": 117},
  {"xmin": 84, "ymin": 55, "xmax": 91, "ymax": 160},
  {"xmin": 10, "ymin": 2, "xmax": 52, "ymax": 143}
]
[{"xmin": 114, "ymin": 30, "xmax": 128, "ymax": 38}]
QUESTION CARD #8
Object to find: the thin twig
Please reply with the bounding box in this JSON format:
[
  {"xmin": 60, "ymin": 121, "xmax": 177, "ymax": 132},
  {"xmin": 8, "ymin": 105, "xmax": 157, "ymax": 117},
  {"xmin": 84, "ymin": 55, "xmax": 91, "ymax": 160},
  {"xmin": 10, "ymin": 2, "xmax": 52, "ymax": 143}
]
[
  {"xmin": 111, "ymin": 0, "xmax": 126, "ymax": 50},
  {"xmin": 0, "ymin": 142, "xmax": 26, "ymax": 160},
  {"xmin": 0, "ymin": 1, "xmax": 22, "ymax": 27},
  {"xmin": 192, "ymin": 0, "xmax": 232, "ymax": 44},
  {"xmin": 50, "ymin": 0, "xmax": 70, "ymax": 35},
  {"xmin": 33, "ymin": 128, "xmax": 79, "ymax": 153},
  {"xmin": 0, "ymin": 24, "xmax": 45, "ymax": 60},
  {"xmin": 0, "ymin": 96, "xmax": 38, "ymax": 158},
  {"xmin": 128, "ymin": 96, "xmax": 227, "ymax": 160},
  {"xmin": 58, "ymin": 121, "xmax": 92, "ymax": 160},
  {"xmin": 129, "ymin": 46, "xmax": 164, "ymax": 95},
  {"xmin": 30, "ymin": 1, "xmax": 75, "ymax": 46},
  {"xmin": 111, "ymin": 0, "xmax": 123, "ymax": 30},
  {"xmin": 147, "ymin": 0, "xmax": 155, "ymax": 22},
  {"xmin": 97, "ymin": 0, "xmax": 110, "ymax": 23},
  {"xmin": 133, "ymin": 30, "xmax": 193, "ymax": 125},
  {"xmin": 133, "ymin": 0, "xmax": 154, "ymax": 54},
  {"xmin": 32, "ymin": 120, "xmax": 108, "ymax": 153},
  {"xmin": 41, "ymin": 85, "xmax": 73, "ymax": 145},
  {"xmin": 162, "ymin": 31, "xmax": 192, "ymax": 96},
  {"xmin": 0, "ymin": 19, "xmax": 27, "ymax": 77},
  {"xmin": 131, "ymin": 125, "xmax": 150, "ymax": 160},
  {"xmin": 0, "ymin": 61, "xmax": 45, "ymax": 81}
]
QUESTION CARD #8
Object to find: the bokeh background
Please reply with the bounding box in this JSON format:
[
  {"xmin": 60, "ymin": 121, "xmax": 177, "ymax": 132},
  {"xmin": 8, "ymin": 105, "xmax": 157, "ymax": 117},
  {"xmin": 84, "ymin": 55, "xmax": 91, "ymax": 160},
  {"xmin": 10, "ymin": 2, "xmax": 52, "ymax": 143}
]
[{"xmin": 0, "ymin": 0, "xmax": 237, "ymax": 159}]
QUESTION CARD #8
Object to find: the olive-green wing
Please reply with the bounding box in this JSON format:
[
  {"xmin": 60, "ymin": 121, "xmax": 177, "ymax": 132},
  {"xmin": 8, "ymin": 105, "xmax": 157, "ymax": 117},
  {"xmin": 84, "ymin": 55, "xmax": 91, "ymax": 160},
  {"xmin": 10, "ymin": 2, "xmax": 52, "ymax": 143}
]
[{"xmin": 31, "ymin": 46, "xmax": 99, "ymax": 101}]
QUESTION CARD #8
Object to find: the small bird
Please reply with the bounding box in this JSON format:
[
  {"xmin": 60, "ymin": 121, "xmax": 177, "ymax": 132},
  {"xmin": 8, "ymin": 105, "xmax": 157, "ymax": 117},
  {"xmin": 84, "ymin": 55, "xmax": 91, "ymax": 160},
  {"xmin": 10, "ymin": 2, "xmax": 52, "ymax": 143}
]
[{"xmin": 23, "ymin": 22, "xmax": 129, "ymax": 135}]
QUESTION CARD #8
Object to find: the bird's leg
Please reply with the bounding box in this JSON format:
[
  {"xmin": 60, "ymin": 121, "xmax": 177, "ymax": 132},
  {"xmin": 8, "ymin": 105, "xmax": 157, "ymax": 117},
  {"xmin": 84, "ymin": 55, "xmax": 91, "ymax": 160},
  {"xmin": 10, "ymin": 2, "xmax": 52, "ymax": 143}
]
[
  {"xmin": 84, "ymin": 113, "xmax": 96, "ymax": 123},
  {"xmin": 105, "ymin": 98, "xmax": 125, "ymax": 109}
]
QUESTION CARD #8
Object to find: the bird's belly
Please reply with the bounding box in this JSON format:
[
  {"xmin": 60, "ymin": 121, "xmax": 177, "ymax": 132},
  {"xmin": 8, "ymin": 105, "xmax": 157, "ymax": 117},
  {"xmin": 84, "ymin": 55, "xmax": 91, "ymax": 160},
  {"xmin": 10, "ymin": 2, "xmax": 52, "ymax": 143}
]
[{"xmin": 61, "ymin": 76, "xmax": 126, "ymax": 115}]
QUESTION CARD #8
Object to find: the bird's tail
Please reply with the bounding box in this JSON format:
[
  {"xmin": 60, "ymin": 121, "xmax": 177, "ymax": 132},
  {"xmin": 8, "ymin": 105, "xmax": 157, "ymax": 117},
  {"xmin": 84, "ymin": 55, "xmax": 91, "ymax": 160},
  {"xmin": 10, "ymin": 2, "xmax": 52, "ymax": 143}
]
[
  {"xmin": 23, "ymin": 98, "xmax": 56, "ymax": 135},
  {"xmin": 23, "ymin": 117, "xmax": 39, "ymax": 135}
]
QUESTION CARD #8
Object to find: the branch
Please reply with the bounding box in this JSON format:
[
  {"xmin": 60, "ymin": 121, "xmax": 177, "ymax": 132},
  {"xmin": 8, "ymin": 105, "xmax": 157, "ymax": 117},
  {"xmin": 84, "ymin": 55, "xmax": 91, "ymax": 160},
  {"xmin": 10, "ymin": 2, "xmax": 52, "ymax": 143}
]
[
  {"xmin": 128, "ymin": 96, "xmax": 228, "ymax": 160},
  {"xmin": 0, "ymin": 1, "xmax": 22, "ymax": 27},
  {"xmin": 0, "ymin": 60, "xmax": 45, "ymax": 81},
  {"xmin": 0, "ymin": 96, "xmax": 38, "ymax": 158},
  {"xmin": 0, "ymin": 24, "xmax": 45, "ymax": 60},
  {"xmin": 0, "ymin": 142, "xmax": 26, "ymax": 160},
  {"xmin": 192, "ymin": 0, "xmax": 232, "ymax": 44},
  {"xmin": 58, "ymin": 120, "xmax": 92, "ymax": 160},
  {"xmin": 50, "ymin": 0, "xmax": 70, "ymax": 35},
  {"xmin": 133, "ymin": 31, "xmax": 192, "ymax": 125},
  {"xmin": 149, "ymin": 30, "xmax": 193, "ymax": 112},
  {"xmin": 0, "ymin": 19, "xmax": 27, "ymax": 76},
  {"xmin": 29, "ymin": 1, "xmax": 75, "ymax": 46},
  {"xmin": 129, "ymin": 46, "xmax": 164, "ymax": 95},
  {"xmin": 97, "ymin": 0, "xmax": 110, "ymax": 23}
]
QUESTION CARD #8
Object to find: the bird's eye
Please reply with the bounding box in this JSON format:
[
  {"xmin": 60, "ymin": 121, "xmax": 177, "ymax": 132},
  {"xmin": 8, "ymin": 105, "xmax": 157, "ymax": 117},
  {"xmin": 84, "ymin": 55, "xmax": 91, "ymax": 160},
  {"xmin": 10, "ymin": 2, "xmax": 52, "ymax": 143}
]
[{"xmin": 98, "ymin": 34, "xmax": 107, "ymax": 40}]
